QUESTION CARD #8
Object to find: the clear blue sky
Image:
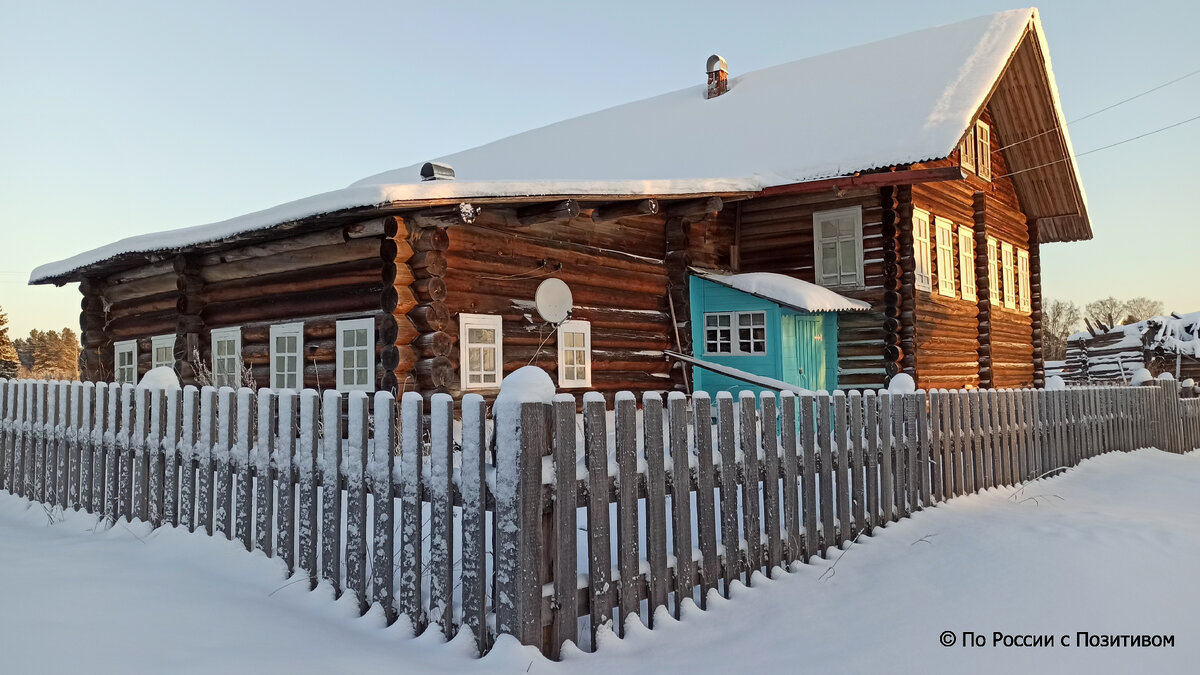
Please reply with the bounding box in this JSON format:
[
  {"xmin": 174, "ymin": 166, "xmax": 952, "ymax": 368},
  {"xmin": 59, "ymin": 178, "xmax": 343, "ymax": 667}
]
[{"xmin": 2, "ymin": 1, "xmax": 1197, "ymax": 338}]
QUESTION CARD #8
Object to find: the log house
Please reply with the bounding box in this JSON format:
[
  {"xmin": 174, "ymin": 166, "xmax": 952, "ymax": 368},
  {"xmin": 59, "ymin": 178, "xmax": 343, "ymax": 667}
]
[{"xmin": 31, "ymin": 9, "xmax": 1090, "ymax": 397}]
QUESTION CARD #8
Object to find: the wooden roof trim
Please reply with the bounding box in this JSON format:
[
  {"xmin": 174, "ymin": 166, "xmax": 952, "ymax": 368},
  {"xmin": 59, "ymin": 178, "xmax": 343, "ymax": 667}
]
[{"xmin": 758, "ymin": 166, "xmax": 967, "ymax": 197}]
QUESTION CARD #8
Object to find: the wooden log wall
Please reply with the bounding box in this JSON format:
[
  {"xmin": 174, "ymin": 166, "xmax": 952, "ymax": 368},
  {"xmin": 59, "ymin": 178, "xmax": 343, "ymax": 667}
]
[
  {"xmin": 1029, "ymin": 218, "xmax": 1045, "ymax": 388},
  {"xmin": 665, "ymin": 208, "xmax": 728, "ymax": 391},
  {"xmin": 879, "ymin": 187, "xmax": 902, "ymax": 379},
  {"xmin": 399, "ymin": 217, "xmax": 452, "ymax": 394},
  {"xmin": 378, "ymin": 217, "xmax": 423, "ymax": 394},
  {"xmin": 80, "ymin": 222, "xmax": 389, "ymax": 388},
  {"xmin": 78, "ymin": 278, "xmax": 109, "ymax": 381},
  {"xmin": 736, "ymin": 187, "xmax": 889, "ymax": 389},
  {"xmin": 910, "ymin": 107, "xmax": 1034, "ymax": 390},
  {"xmin": 897, "ymin": 185, "xmax": 917, "ymax": 378},
  {"xmin": 440, "ymin": 208, "xmax": 690, "ymax": 398}
]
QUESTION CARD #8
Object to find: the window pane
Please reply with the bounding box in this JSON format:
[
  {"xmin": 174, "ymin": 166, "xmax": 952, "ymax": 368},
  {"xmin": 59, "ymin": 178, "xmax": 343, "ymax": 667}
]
[
  {"xmin": 839, "ymin": 242, "xmax": 855, "ymax": 275},
  {"xmin": 837, "ymin": 218, "xmax": 852, "ymax": 237},
  {"xmin": 483, "ymin": 348, "xmax": 495, "ymax": 371},
  {"xmin": 483, "ymin": 373, "xmax": 496, "ymax": 383},
  {"xmin": 821, "ymin": 221, "xmax": 836, "ymax": 237},
  {"xmin": 822, "ymin": 243, "xmax": 838, "ymax": 274},
  {"xmin": 469, "ymin": 348, "xmax": 481, "ymax": 372}
]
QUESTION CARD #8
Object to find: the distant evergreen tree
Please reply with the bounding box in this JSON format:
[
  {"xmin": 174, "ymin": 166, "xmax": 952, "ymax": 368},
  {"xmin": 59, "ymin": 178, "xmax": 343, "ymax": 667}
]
[
  {"xmin": 0, "ymin": 306, "xmax": 18, "ymax": 379},
  {"xmin": 11, "ymin": 328, "xmax": 81, "ymax": 380}
]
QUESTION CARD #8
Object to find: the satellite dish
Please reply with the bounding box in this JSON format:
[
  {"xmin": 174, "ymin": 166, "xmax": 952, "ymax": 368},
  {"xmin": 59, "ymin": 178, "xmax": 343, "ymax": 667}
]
[{"xmin": 535, "ymin": 278, "xmax": 573, "ymax": 324}]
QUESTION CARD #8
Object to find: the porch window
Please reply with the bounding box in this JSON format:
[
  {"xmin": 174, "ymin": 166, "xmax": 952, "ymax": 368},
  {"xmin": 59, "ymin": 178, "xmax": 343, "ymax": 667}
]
[
  {"xmin": 336, "ymin": 318, "xmax": 374, "ymax": 392},
  {"xmin": 114, "ymin": 340, "xmax": 137, "ymax": 385},
  {"xmin": 460, "ymin": 313, "xmax": 503, "ymax": 390},
  {"xmin": 935, "ymin": 217, "xmax": 956, "ymax": 297},
  {"xmin": 270, "ymin": 322, "xmax": 304, "ymax": 390},
  {"xmin": 557, "ymin": 320, "xmax": 591, "ymax": 388},
  {"xmin": 987, "ymin": 237, "xmax": 1000, "ymax": 306},
  {"xmin": 151, "ymin": 334, "xmax": 175, "ymax": 370},
  {"xmin": 1001, "ymin": 242, "xmax": 1016, "ymax": 310},
  {"xmin": 958, "ymin": 226, "xmax": 977, "ymax": 301},
  {"xmin": 913, "ymin": 208, "xmax": 932, "ymax": 292},
  {"xmin": 705, "ymin": 311, "xmax": 766, "ymax": 356},
  {"xmin": 976, "ymin": 120, "xmax": 992, "ymax": 181},
  {"xmin": 211, "ymin": 327, "xmax": 242, "ymax": 389},
  {"xmin": 813, "ymin": 206, "xmax": 863, "ymax": 289},
  {"xmin": 1017, "ymin": 249, "xmax": 1031, "ymax": 313}
]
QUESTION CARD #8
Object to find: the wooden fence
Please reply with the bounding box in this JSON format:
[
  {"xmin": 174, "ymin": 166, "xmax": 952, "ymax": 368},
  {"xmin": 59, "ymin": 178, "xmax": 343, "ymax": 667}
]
[{"xmin": 1, "ymin": 377, "xmax": 1198, "ymax": 659}]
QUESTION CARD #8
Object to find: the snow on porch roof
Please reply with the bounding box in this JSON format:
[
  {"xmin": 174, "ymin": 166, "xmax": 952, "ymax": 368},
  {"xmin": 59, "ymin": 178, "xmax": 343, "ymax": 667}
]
[
  {"xmin": 32, "ymin": 8, "xmax": 1049, "ymax": 285},
  {"xmin": 694, "ymin": 270, "xmax": 871, "ymax": 313}
]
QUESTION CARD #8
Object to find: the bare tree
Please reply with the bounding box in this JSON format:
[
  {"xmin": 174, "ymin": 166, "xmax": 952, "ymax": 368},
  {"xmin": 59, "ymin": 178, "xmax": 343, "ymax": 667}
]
[
  {"xmin": 1084, "ymin": 296, "xmax": 1125, "ymax": 331},
  {"xmin": 1121, "ymin": 297, "xmax": 1164, "ymax": 324},
  {"xmin": 1043, "ymin": 299, "xmax": 1082, "ymax": 361}
]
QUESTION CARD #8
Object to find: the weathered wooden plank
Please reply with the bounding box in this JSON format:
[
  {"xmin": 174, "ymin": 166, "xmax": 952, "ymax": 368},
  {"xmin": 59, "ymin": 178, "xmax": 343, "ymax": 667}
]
[
  {"xmin": 275, "ymin": 391, "xmax": 298, "ymax": 574},
  {"xmin": 738, "ymin": 391, "xmax": 763, "ymax": 579},
  {"xmin": 799, "ymin": 393, "xmax": 820, "ymax": 556},
  {"xmin": 760, "ymin": 393, "xmax": 782, "ymax": 574},
  {"xmin": 428, "ymin": 392, "xmax": 454, "ymax": 633},
  {"xmin": 551, "ymin": 394, "xmax": 578, "ymax": 656},
  {"xmin": 642, "ymin": 392, "xmax": 669, "ymax": 622},
  {"xmin": 979, "ymin": 389, "xmax": 995, "ymax": 489},
  {"xmin": 815, "ymin": 392, "xmax": 835, "ymax": 552},
  {"xmin": 583, "ymin": 392, "xmax": 613, "ymax": 647},
  {"xmin": 296, "ymin": 391, "xmax": 319, "ymax": 585},
  {"xmin": 57, "ymin": 382, "xmax": 71, "ymax": 509},
  {"xmin": 398, "ymin": 391, "xmax": 426, "ymax": 632},
  {"xmin": 717, "ymin": 393, "xmax": 741, "ymax": 594},
  {"xmin": 35, "ymin": 381, "xmax": 47, "ymax": 503},
  {"xmin": 109, "ymin": 384, "xmax": 128, "ymax": 521},
  {"xmin": 878, "ymin": 392, "xmax": 895, "ymax": 524},
  {"xmin": 495, "ymin": 399, "xmax": 546, "ymax": 649},
  {"xmin": 615, "ymin": 393, "xmax": 640, "ymax": 635},
  {"xmin": 179, "ymin": 386, "xmax": 197, "ymax": 530},
  {"xmin": 253, "ymin": 389, "xmax": 275, "ymax": 556},
  {"xmin": 234, "ymin": 389, "xmax": 254, "ymax": 551},
  {"xmin": 147, "ymin": 389, "xmax": 166, "ymax": 526},
  {"xmin": 863, "ymin": 390, "xmax": 879, "ymax": 531},
  {"xmin": 197, "ymin": 386, "xmax": 216, "ymax": 534},
  {"xmin": 213, "ymin": 388, "xmax": 234, "ymax": 538},
  {"xmin": 669, "ymin": 392, "xmax": 695, "ymax": 614},
  {"xmin": 914, "ymin": 391, "xmax": 931, "ymax": 508},
  {"xmin": 321, "ymin": 390, "xmax": 343, "ymax": 596},
  {"xmin": 129, "ymin": 386, "xmax": 147, "ymax": 522},
  {"xmin": 833, "ymin": 391, "xmax": 851, "ymax": 546},
  {"xmin": 347, "ymin": 391, "xmax": 373, "ymax": 615},
  {"xmin": 954, "ymin": 390, "xmax": 970, "ymax": 495},
  {"xmin": 372, "ymin": 391, "xmax": 399, "ymax": 627},
  {"xmin": 848, "ymin": 391, "xmax": 866, "ymax": 538},
  {"xmin": 929, "ymin": 390, "xmax": 944, "ymax": 502},
  {"xmin": 779, "ymin": 393, "xmax": 802, "ymax": 561},
  {"xmin": 79, "ymin": 383, "xmax": 95, "ymax": 512},
  {"xmin": 3, "ymin": 381, "xmax": 16, "ymax": 494}
]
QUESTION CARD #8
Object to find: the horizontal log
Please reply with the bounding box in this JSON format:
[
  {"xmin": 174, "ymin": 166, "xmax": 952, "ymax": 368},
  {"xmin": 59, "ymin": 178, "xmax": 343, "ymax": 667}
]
[
  {"xmin": 102, "ymin": 272, "xmax": 178, "ymax": 304},
  {"xmin": 410, "ymin": 302, "xmax": 451, "ymax": 333},
  {"xmin": 592, "ymin": 199, "xmax": 659, "ymax": 223},
  {"xmin": 409, "ymin": 226, "xmax": 449, "ymax": 252},
  {"xmin": 197, "ymin": 238, "xmax": 380, "ymax": 284},
  {"xmin": 379, "ymin": 237, "xmax": 415, "ymax": 265},
  {"xmin": 201, "ymin": 258, "xmax": 383, "ymax": 305},
  {"xmin": 407, "ymin": 204, "xmax": 477, "ymax": 228},
  {"xmin": 202, "ymin": 283, "xmax": 383, "ymax": 326},
  {"xmin": 380, "ymin": 285, "xmax": 418, "ymax": 315},
  {"xmin": 414, "ymin": 356, "xmax": 455, "ymax": 389},
  {"xmin": 344, "ymin": 218, "xmax": 388, "ymax": 239},
  {"xmin": 199, "ymin": 227, "xmax": 348, "ymax": 267},
  {"xmin": 381, "ymin": 344, "xmax": 419, "ymax": 373},
  {"xmin": 413, "ymin": 276, "xmax": 447, "ymax": 303},
  {"xmin": 666, "ymin": 197, "xmax": 723, "ymax": 219},
  {"xmin": 410, "ymin": 251, "xmax": 447, "ymax": 279},
  {"xmin": 104, "ymin": 260, "xmax": 174, "ymax": 286},
  {"xmin": 415, "ymin": 331, "xmax": 455, "ymax": 358},
  {"xmin": 516, "ymin": 200, "xmax": 580, "ymax": 227}
]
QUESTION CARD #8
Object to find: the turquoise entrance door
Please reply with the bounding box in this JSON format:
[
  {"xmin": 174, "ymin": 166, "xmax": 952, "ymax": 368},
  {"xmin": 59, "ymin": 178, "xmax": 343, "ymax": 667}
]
[{"xmin": 781, "ymin": 314, "xmax": 832, "ymax": 391}]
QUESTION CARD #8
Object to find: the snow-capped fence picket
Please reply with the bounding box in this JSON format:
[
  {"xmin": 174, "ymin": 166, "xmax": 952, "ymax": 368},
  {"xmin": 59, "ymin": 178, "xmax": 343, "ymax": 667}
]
[{"xmin": 0, "ymin": 376, "xmax": 1197, "ymax": 660}]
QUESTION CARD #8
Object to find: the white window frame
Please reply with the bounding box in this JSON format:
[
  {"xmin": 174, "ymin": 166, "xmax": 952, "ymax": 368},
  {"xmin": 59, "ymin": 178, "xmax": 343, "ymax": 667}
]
[
  {"xmin": 270, "ymin": 322, "xmax": 305, "ymax": 391},
  {"xmin": 151, "ymin": 334, "xmax": 175, "ymax": 370},
  {"xmin": 459, "ymin": 313, "xmax": 503, "ymax": 390},
  {"xmin": 1017, "ymin": 249, "xmax": 1031, "ymax": 313},
  {"xmin": 210, "ymin": 326, "xmax": 242, "ymax": 389},
  {"xmin": 913, "ymin": 208, "xmax": 933, "ymax": 292},
  {"xmin": 813, "ymin": 206, "xmax": 864, "ymax": 289},
  {"xmin": 987, "ymin": 236, "xmax": 1001, "ymax": 306},
  {"xmin": 976, "ymin": 120, "xmax": 991, "ymax": 181},
  {"xmin": 335, "ymin": 318, "xmax": 375, "ymax": 392},
  {"xmin": 704, "ymin": 311, "xmax": 768, "ymax": 356},
  {"xmin": 935, "ymin": 217, "xmax": 956, "ymax": 297},
  {"xmin": 556, "ymin": 320, "xmax": 592, "ymax": 389},
  {"xmin": 959, "ymin": 126, "xmax": 976, "ymax": 173},
  {"xmin": 958, "ymin": 226, "xmax": 977, "ymax": 302},
  {"xmin": 114, "ymin": 340, "xmax": 137, "ymax": 385},
  {"xmin": 1001, "ymin": 242, "xmax": 1016, "ymax": 310}
]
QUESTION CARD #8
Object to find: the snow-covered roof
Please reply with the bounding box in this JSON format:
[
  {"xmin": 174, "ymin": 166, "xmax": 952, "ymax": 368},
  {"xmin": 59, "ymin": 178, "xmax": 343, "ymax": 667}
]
[
  {"xmin": 32, "ymin": 8, "xmax": 1071, "ymax": 285},
  {"xmin": 694, "ymin": 270, "xmax": 871, "ymax": 313}
]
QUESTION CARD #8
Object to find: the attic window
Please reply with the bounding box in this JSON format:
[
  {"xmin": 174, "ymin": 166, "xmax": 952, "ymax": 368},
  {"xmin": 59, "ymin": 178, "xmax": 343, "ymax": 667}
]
[
  {"xmin": 975, "ymin": 120, "xmax": 992, "ymax": 181},
  {"xmin": 959, "ymin": 131, "xmax": 976, "ymax": 172}
]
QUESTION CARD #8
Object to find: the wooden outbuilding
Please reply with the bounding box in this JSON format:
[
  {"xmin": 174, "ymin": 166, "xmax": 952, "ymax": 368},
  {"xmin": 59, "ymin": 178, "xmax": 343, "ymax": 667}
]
[{"xmin": 30, "ymin": 8, "xmax": 1090, "ymax": 397}]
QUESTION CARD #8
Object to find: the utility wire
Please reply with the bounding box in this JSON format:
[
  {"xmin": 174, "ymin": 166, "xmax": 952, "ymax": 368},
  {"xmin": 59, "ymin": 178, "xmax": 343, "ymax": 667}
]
[
  {"xmin": 995, "ymin": 112, "xmax": 1200, "ymax": 180},
  {"xmin": 996, "ymin": 66, "xmax": 1200, "ymax": 153}
]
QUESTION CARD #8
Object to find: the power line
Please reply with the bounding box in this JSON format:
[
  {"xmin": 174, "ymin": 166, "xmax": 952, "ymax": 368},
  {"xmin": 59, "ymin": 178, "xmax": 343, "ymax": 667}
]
[
  {"xmin": 996, "ymin": 66, "xmax": 1200, "ymax": 153},
  {"xmin": 995, "ymin": 112, "xmax": 1200, "ymax": 180}
]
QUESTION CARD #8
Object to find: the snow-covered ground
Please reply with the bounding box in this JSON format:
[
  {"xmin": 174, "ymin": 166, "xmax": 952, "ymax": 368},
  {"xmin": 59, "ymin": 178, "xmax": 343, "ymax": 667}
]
[{"xmin": 1, "ymin": 448, "xmax": 1197, "ymax": 674}]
